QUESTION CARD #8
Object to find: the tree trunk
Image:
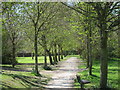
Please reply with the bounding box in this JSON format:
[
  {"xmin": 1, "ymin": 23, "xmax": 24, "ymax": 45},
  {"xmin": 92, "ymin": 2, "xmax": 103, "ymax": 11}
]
[
  {"xmin": 58, "ymin": 45, "xmax": 61, "ymax": 61},
  {"xmin": 44, "ymin": 49, "xmax": 47, "ymax": 67},
  {"xmin": 118, "ymin": 26, "xmax": 120, "ymax": 58},
  {"xmin": 41, "ymin": 35, "xmax": 48, "ymax": 68},
  {"xmin": 32, "ymin": 53, "xmax": 34, "ymax": 59},
  {"xmin": 88, "ymin": 21, "xmax": 92, "ymax": 75},
  {"xmin": 118, "ymin": 24, "xmax": 120, "ymax": 89},
  {"xmin": 46, "ymin": 49, "xmax": 54, "ymax": 65},
  {"xmin": 100, "ymin": 30, "xmax": 108, "ymax": 88},
  {"xmin": 77, "ymin": 48, "xmax": 81, "ymax": 57},
  {"xmin": 64, "ymin": 51, "xmax": 67, "ymax": 57},
  {"xmin": 34, "ymin": 34, "xmax": 39, "ymax": 75},
  {"xmin": 86, "ymin": 34, "xmax": 89, "ymax": 69},
  {"xmin": 60, "ymin": 47, "xmax": 63, "ymax": 59},
  {"xmin": 86, "ymin": 4, "xmax": 92, "ymax": 72},
  {"xmin": 52, "ymin": 47, "xmax": 55, "ymax": 64},
  {"xmin": 12, "ymin": 42, "xmax": 16, "ymax": 68},
  {"xmin": 86, "ymin": 4, "xmax": 89, "ymax": 69},
  {"xmin": 54, "ymin": 43, "xmax": 58, "ymax": 64}
]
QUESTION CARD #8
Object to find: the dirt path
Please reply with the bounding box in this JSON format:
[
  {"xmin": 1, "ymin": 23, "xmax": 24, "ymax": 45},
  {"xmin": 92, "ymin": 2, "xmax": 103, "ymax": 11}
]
[{"xmin": 44, "ymin": 57, "xmax": 80, "ymax": 88}]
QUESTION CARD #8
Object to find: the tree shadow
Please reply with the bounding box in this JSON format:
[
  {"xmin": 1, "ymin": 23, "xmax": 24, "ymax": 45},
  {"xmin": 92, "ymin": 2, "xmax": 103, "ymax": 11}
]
[
  {"xmin": 90, "ymin": 74, "xmax": 99, "ymax": 78},
  {"xmin": 108, "ymin": 58, "xmax": 120, "ymax": 62},
  {"xmin": 2, "ymin": 73, "xmax": 42, "ymax": 88},
  {"xmin": 1, "ymin": 66, "xmax": 31, "ymax": 72},
  {"xmin": 108, "ymin": 69, "xmax": 119, "ymax": 71},
  {"xmin": 1, "ymin": 82, "xmax": 12, "ymax": 88},
  {"xmin": 17, "ymin": 63, "xmax": 44, "ymax": 65}
]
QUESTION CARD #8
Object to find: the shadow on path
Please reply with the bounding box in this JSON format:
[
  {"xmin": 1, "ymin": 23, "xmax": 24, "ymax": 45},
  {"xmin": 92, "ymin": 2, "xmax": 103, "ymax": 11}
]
[{"xmin": 44, "ymin": 57, "xmax": 82, "ymax": 88}]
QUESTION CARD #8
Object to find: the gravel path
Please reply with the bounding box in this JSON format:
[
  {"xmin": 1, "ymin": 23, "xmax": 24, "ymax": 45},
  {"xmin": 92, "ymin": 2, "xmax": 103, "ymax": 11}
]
[{"xmin": 45, "ymin": 57, "xmax": 80, "ymax": 88}]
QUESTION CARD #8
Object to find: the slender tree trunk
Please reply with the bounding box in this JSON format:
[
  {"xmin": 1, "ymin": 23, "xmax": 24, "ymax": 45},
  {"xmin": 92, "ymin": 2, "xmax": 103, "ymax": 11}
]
[
  {"xmin": 77, "ymin": 48, "xmax": 81, "ymax": 57},
  {"xmin": 46, "ymin": 50, "xmax": 54, "ymax": 65},
  {"xmin": 100, "ymin": 28, "xmax": 108, "ymax": 88},
  {"xmin": 86, "ymin": 34, "xmax": 89, "ymax": 69},
  {"xmin": 118, "ymin": 23, "xmax": 120, "ymax": 89},
  {"xmin": 41, "ymin": 35, "xmax": 48, "ymax": 68},
  {"xmin": 86, "ymin": 4, "xmax": 92, "ymax": 73},
  {"xmin": 88, "ymin": 37, "xmax": 92, "ymax": 75},
  {"xmin": 54, "ymin": 43, "xmax": 58, "ymax": 63},
  {"xmin": 88, "ymin": 21, "xmax": 92, "ymax": 75},
  {"xmin": 44, "ymin": 49, "xmax": 47, "ymax": 67},
  {"xmin": 118, "ymin": 26, "xmax": 120, "ymax": 58},
  {"xmin": 60, "ymin": 47, "xmax": 63, "ymax": 59},
  {"xmin": 34, "ymin": 33, "xmax": 39, "ymax": 75},
  {"xmin": 58, "ymin": 45, "xmax": 61, "ymax": 61},
  {"xmin": 12, "ymin": 42, "xmax": 16, "ymax": 68},
  {"xmin": 86, "ymin": 4, "xmax": 89, "ymax": 69},
  {"xmin": 117, "ymin": 15, "xmax": 120, "ymax": 58},
  {"xmin": 52, "ymin": 47, "xmax": 55, "ymax": 64},
  {"xmin": 63, "ymin": 51, "xmax": 65, "ymax": 57},
  {"xmin": 32, "ymin": 53, "xmax": 34, "ymax": 59}
]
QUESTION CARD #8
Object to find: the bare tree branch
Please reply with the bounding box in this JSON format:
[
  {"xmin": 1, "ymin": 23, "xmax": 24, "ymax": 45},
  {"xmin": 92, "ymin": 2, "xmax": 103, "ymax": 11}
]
[
  {"xmin": 24, "ymin": 6, "xmax": 36, "ymax": 26},
  {"xmin": 108, "ymin": 18, "xmax": 120, "ymax": 30},
  {"xmin": 61, "ymin": 2, "xmax": 87, "ymax": 16},
  {"xmin": 108, "ymin": 2, "xmax": 119, "ymax": 16}
]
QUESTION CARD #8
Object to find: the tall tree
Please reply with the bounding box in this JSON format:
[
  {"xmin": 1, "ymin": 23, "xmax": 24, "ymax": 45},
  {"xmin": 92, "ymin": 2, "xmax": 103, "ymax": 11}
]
[
  {"xmin": 90, "ymin": 2, "xmax": 119, "ymax": 88},
  {"xmin": 62, "ymin": 2, "xmax": 120, "ymax": 88},
  {"xmin": 23, "ymin": 2, "xmax": 56, "ymax": 75},
  {"xmin": 2, "ymin": 2, "xmax": 23, "ymax": 67}
]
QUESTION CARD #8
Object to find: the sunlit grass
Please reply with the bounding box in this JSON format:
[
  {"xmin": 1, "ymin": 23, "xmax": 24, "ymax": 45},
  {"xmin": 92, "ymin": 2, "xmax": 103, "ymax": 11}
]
[
  {"xmin": 74, "ymin": 57, "xmax": 119, "ymax": 89},
  {"xmin": 1, "ymin": 69, "xmax": 41, "ymax": 88},
  {"xmin": 16, "ymin": 56, "xmax": 50, "ymax": 63},
  {"xmin": 1, "ymin": 55, "xmax": 76, "ymax": 88},
  {"xmin": 16, "ymin": 55, "xmax": 73, "ymax": 63}
]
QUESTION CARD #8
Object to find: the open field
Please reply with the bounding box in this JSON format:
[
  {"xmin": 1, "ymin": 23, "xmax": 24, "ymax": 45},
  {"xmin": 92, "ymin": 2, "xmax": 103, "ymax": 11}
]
[
  {"xmin": 16, "ymin": 55, "xmax": 74, "ymax": 63},
  {"xmin": 16, "ymin": 56, "xmax": 49, "ymax": 63}
]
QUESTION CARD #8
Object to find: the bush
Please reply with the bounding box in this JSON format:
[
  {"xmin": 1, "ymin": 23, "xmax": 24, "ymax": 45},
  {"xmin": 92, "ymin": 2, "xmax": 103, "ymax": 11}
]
[
  {"xmin": 2, "ymin": 53, "xmax": 18, "ymax": 65},
  {"xmin": 2, "ymin": 53, "xmax": 12, "ymax": 64}
]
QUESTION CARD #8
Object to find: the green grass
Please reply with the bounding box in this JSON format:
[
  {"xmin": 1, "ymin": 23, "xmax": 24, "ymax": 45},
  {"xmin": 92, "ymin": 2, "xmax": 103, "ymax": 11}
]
[
  {"xmin": 1, "ymin": 56, "xmax": 49, "ymax": 88},
  {"xmin": 74, "ymin": 57, "xmax": 119, "ymax": 89},
  {"xmin": 1, "ymin": 55, "xmax": 119, "ymax": 89},
  {"xmin": 1, "ymin": 65, "xmax": 48, "ymax": 88},
  {"xmin": 61, "ymin": 55, "xmax": 80, "ymax": 60},
  {"xmin": 1, "ymin": 71, "xmax": 50, "ymax": 88},
  {"xmin": 17, "ymin": 55, "xmax": 77, "ymax": 63},
  {"xmin": 1, "ymin": 55, "xmax": 76, "ymax": 88},
  {"xmin": 17, "ymin": 56, "xmax": 50, "ymax": 63},
  {"xmin": 66, "ymin": 55, "xmax": 81, "ymax": 58}
]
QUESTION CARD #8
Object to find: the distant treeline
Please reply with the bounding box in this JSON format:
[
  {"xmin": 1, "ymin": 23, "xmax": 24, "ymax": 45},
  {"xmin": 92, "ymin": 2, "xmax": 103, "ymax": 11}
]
[
  {"xmin": 17, "ymin": 50, "xmax": 78, "ymax": 57},
  {"xmin": 17, "ymin": 53, "xmax": 33, "ymax": 57}
]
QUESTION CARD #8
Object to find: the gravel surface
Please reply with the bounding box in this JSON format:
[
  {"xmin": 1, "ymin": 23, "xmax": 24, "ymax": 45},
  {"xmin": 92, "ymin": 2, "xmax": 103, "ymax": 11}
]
[{"xmin": 44, "ymin": 57, "xmax": 80, "ymax": 88}]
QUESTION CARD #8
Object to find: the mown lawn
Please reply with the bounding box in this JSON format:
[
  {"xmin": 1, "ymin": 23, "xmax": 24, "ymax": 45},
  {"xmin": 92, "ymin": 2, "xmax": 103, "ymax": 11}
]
[
  {"xmin": 1, "ymin": 71, "xmax": 50, "ymax": 88},
  {"xmin": 16, "ymin": 56, "xmax": 49, "ymax": 63},
  {"xmin": 1, "ymin": 55, "xmax": 75, "ymax": 88},
  {"xmin": 16, "ymin": 55, "xmax": 72, "ymax": 63},
  {"xmin": 74, "ymin": 57, "xmax": 119, "ymax": 89},
  {"xmin": 1, "ymin": 64, "xmax": 49, "ymax": 88}
]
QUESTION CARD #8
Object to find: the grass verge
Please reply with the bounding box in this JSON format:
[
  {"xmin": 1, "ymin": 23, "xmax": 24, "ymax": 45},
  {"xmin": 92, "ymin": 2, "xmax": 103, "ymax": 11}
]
[
  {"xmin": 1, "ymin": 55, "xmax": 75, "ymax": 88},
  {"xmin": 74, "ymin": 57, "xmax": 119, "ymax": 89},
  {"xmin": 1, "ymin": 71, "xmax": 50, "ymax": 88}
]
